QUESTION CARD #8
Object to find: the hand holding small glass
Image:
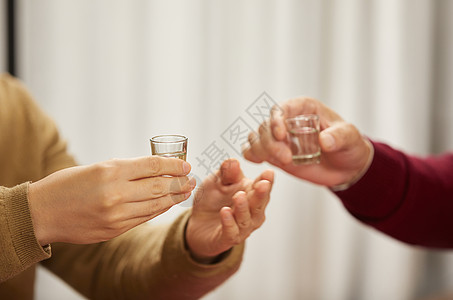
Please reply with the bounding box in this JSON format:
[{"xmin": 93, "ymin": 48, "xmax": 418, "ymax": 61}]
[
  {"xmin": 243, "ymin": 97, "xmax": 373, "ymax": 188},
  {"xmin": 29, "ymin": 156, "xmax": 194, "ymax": 245}
]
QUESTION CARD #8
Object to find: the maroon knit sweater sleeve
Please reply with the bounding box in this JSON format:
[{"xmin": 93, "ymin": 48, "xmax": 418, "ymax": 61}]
[{"xmin": 335, "ymin": 140, "xmax": 453, "ymax": 248}]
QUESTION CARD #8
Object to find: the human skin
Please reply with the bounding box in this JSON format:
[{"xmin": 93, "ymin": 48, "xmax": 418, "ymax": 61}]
[
  {"xmin": 186, "ymin": 159, "xmax": 274, "ymax": 263},
  {"xmin": 29, "ymin": 156, "xmax": 195, "ymax": 246},
  {"xmin": 29, "ymin": 155, "xmax": 274, "ymax": 264},
  {"xmin": 243, "ymin": 97, "xmax": 373, "ymax": 188}
]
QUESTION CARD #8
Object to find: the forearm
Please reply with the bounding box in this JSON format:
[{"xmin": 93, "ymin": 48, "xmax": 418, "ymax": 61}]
[
  {"xmin": 152, "ymin": 210, "xmax": 245, "ymax": 300},
  {"xmin": 335, "ymin": 141, "xmax": 453, "ymax": 248},
  {"xmin": 42, "ymin": 210, "xmax": 244, "ymax": 300}
]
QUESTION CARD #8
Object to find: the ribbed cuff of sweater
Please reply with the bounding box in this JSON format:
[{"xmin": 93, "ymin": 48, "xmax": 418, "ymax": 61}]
[
  {"xmin": 164, "ymin": 209, "xmax": 244, "ymax": 276},
  {"xmin": 0, "ymin": 182, "xmax": 51, "ymax": 282},
  {"xmin": 158, "ymin": 209, "xmax": 245, "ymax": 299}
]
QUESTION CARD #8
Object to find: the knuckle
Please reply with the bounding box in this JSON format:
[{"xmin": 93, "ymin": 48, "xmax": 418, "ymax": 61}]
[
  {"xmin": 103, "ymin": 227, "xmax": 121, "ymax": 240},
  {"xmin": 99, "ymin": 187, "xmax": 124, "ymax": 208},
  {"xmin": 248, "ymin": 131, "xmax": 259, "ymax": 145},
  {"xmin": 299, "ymin": 96, "xmax": 315, "ymax": 107},
  {"xmin": 107, "ymin": 212, "xmax": 122, "ymax": 225},
  {"xmin": 171, "ymin": 193, "xmax": 185, "ymax": 204},
  {"xmin": 148, "ymin": 156, "xmax": 162, "ymax": 175},
  {"xmin": 258, "ymin": 121, "xmax": 269, "ymax": 135},
  {"xmin": 150, "ymin": 178, "xmax": 166, "ymax": 195},
  {"xmin": 344, "ymin": 122, "xmax": 357, "ymax": 133},
  {"xmin": 101, "ymin": 210, "xmax": 123, "ymax": 229},
  {"xmin": 251, "ymin": 206, "xmax": 263, "ymax": 217},
  {"xmin": 338, "ymin": 122, "xmax": 356, "ymax": 140},
  {"xmin": 91, "ymin": 160, "xmax": 121, "ymax": 182},
  {"xmin": 255, "ymin": 215, "xmax": 266, "ymax": 229},
  {"xmin": 271, "ymin": 104, "xmax": 283, "ymax": 115},
  {"xmin": 146, "ymin": 199, "xmax": 160, "ymax": 214},
  {"xmin": 287, "ymin": 96, "xmax": 316, "ymax": 115},
  {"xmin": 166, "ymin": 195, "xmax": 178, "ymax": 206},
  {"xmin": 239, "ymin": 219, "xmax": 251, "ymax": 228}
]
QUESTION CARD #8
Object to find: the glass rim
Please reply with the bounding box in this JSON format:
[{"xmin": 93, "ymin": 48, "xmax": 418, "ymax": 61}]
[
  {"xmin": 285, "ymin": 114, "xmax": 319, "ymax": 123},
  {"xmin": 150, "ymin": 134, "xmax": 188, "ymax": 144}
]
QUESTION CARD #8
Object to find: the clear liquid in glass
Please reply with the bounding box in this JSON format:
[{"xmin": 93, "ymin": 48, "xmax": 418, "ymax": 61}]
[
  {"xmin": 288, "ymin": 127, "xmax": 320, "ymax": 164},
  {"xmin": 159, "ymin": 151, "xmax": 187, "ymax": 161}
]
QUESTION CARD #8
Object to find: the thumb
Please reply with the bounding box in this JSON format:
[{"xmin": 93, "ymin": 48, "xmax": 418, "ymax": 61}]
[
  {"xmin": 219, "ymin": 158, "xmax": 245, "ymax": 185},
  {"xmin": 319, "ymin": 122, "xmax": 362, "ymax": 153}
]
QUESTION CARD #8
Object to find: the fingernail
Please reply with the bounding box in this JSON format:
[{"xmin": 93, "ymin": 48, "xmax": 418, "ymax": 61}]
[
  {"xmin": 183, "ymin": 162, "xmax": 191, "ymax": 174},
  {"xmin": 255, "ymin": 180, "xmax": 269, "ymax": 192},
  {"xmin": 188, "ymin": 177, "xmax": 197, "ymax": 188},
  {"xmin": 322, "ymin": 133, "xmax": 335, "ymax": 151}
]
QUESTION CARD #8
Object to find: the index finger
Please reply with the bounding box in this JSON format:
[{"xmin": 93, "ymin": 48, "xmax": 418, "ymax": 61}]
[
  {"xmin": 247, "ymin": 180, "xmax": 272, "ymax": 219},
  {"xmin": 119, "ymin": 156, "xmax": 192, "ymax": 180}
]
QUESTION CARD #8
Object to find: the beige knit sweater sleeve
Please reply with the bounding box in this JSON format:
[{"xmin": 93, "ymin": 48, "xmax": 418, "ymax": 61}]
[
  {"xmin": 0, "ymin": 183, "xmax": 52, "ymax": 282},
  {"xmin": 42, "ymin": 210, "xmax": 244, "ymax": 300},
  {"xmin": 0, "ymin": 73, "xmax": 77, "ymax": 282}
]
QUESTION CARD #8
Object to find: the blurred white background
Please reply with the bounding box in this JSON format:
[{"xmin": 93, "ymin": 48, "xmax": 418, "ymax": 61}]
[{"xmin": 2, "ymin": 0, "xmax": 453, "ymax": 299}]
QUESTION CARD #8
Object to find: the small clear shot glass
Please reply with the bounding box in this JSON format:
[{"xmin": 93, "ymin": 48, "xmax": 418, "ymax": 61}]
[
  {"xmin": 150, "ymin": 135, "xmax": 188, "ymax": 161},
  {"xmin": 285, "ymin": 114, "xmax": 321, "ymax": 164}
]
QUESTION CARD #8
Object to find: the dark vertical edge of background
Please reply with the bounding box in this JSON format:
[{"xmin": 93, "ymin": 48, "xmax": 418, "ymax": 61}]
[{"xmin": 7, "ymin": 0, "xmax": 16, "ymax": 76}]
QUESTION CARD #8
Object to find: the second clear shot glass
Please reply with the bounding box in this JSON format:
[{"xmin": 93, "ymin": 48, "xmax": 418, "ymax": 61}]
[
  {"xmin": 285, "ymin": 114, "xmax": 321, "ymax": 164},
  {"xmin": 150, "ymin": 135, "xmax": 188, "ymax": 161}
]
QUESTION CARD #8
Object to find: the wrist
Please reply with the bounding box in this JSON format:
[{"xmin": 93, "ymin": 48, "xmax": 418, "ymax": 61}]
[
  {"xmin": 28, "ymin": 181, "xmax": 54, "ymax": 246},
  {"xmin": 184, "ymin": 218, "xmax": 230, "ymax": 265},
  {"xmin": 330, "ymin": 137, "xmax": 374, "ymax": 192}
]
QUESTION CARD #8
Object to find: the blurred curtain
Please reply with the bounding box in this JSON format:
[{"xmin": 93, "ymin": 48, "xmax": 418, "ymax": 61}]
[{"xmin": 13, "ymin": 0, "xmax": 453, "ymax": 299}]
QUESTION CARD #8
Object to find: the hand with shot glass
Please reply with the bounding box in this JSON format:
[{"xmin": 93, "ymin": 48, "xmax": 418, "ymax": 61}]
[
  {"xmin": 243, "ymin": 96, "xmax": 373, "ymax": 189},
  {"xmin": 244, "ymin": 95, "xmax": 453, "ymax": 253},
  {"xmin": 28, "ymin": 156, "xmax": 195, "ymax": 246}
]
